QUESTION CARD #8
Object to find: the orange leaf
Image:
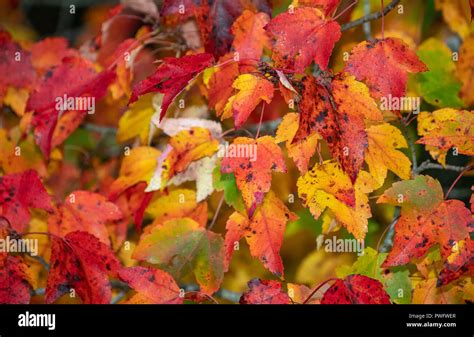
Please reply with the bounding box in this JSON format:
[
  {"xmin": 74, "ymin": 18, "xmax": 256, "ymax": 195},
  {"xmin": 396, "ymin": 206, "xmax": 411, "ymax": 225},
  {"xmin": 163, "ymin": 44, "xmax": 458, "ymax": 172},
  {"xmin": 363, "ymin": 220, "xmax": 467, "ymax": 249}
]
[
  {"xmin": 221, "ymin": 136, "xmax": 286, "ymax": 216},
  {"xmin": 224, "ymin": 191, "xmax": 297, "ymax": 276},
  {"xmin": 223, "ymin": 74, "xmax": 274, "ymax": 127},
  {"xmin": 231, "ymin": 10, "xmax": 271, "ymax": 61},
  {"xmin": 377, "ymin": 175, "xmax": 472, "ymax": 270},
  {"xmin": 49, "ymin": 191, "xmax": 123, "ymax": 246}
]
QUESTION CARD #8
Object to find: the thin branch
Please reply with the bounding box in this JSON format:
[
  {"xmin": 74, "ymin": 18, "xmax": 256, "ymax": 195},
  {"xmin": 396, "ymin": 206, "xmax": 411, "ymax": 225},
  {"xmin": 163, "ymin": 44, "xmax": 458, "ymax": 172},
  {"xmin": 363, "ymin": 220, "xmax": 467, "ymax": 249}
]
[
  {"xmin": 400, "ymin": 124, "xmax": 417, "ymax": 173},
  {"xmin": 362, "ymin": 0, "xmax": 373, "ymax": 40},
  {"xmin": 341, "ymin": 0, "xmax": 401, "ymax": 32},
  {"xmin": 381, "ymin": 0, "xmax": 385, "ymax": 40},
  {"xmin": 378, "ymin": 208, "xmax": 400, "ymax": 253},
  {"xmin": 414, "ymin": 160, "xmax": 468, "ymax": 174},
  {"xmin": 208, "ymin": 194, "xmax": 225, "ymax": 230}
]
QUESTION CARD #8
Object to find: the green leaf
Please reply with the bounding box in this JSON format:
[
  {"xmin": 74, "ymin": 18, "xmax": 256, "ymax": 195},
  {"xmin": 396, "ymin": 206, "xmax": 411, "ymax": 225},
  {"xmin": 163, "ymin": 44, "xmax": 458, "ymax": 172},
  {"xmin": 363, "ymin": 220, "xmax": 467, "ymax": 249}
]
[
  {"xmin": 415, "ymin": 38, "xmax": 465, "ymax": 108},
  {"xmin": 336, "ymin": 247, "xmax": 386, "ymax": 281},
  {"xmin": 133, "ymin": 218, "xmax": 224, "ymax": 295},
  {"xmin": 385, "ymin": 267, "xmax": 412, "ymax": 304},
  {"xmin": 213, "ymin": 162, "xmax": 245, "ymax": 213},
  {"xmin": 336, "ymin": 247, "xmax": 413, "ymax": 304}
]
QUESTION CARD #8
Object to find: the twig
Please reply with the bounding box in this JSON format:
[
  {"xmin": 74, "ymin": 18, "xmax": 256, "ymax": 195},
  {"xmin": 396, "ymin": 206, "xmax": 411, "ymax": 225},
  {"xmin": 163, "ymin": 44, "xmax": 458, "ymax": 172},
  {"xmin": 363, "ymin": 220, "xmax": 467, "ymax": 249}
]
[
  {"xmin": 341, "ymin": 0, "xmax": 401, "ymax": 32},
  {"xmin": 400, "ymin": 124, "xmax": 417, "ymax": 173},
  {"xmin": 414, "ymin": 160, "xmax": 468, "ymax": 174},
  {"xmin": 362, "ymin": 0, "xmax": 372, "ymax": 40},
  {"xmin": 208, "ymin": 194, "xmax": 225, "ymax": 230},
  {"xmin": 381, "ymin": 0, "xmax": 385, "ymax": 40},
  {"xmin": 378, "ymin": 208, "xmax": 400, "ymax": 253}
]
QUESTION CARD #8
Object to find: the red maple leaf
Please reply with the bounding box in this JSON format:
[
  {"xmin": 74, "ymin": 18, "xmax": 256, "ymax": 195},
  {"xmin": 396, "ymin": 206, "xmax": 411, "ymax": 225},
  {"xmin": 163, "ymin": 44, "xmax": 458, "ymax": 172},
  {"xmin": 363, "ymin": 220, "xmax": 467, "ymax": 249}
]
[
  {"xmin": 45, "ymin": 231, "xmax": 121, "ymax": 304},
  {"xmin": 0, "ymin": 170, "xmax": 52, "ymax": 233},
  {"xmin": 345, "ymin": 37, "xmax": 427, "ymax": 102},
  {"xmin": 294, "ymin": 74, "xmax": 382, "ymax": 182},
  {"xmin": 129, "ymin": 53, "xmax": 214, "ymax": 122},
  {"xmin": 266, "ymin": 7, "xmax": 341, "ymax": 73},
  {"xmin": 26, "ymin": 56, "xmax": 115, "ymax": 158},
  {"xmin": 118, "ymin": 266, "xmax": 183, "ymax": 304},
  {"xmin": 0, "ymin": 255, "xmax": 33, "ymax": 304},
  {"xmin": 321, "ymin": 275, "xmax": 391, "ymax": 304},
  {"xmin": 0, "ymin": 30, "xmax": 36, "ymax": 96}
]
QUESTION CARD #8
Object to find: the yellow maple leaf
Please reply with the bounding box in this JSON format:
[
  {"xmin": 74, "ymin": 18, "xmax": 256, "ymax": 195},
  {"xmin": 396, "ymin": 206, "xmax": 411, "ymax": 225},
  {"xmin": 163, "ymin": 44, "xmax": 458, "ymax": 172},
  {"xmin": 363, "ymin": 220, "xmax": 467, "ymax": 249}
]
[
  {"xmin": 297, "ymin": 161, "xmax": 375, "ymax": 240},
  {"xmin": 109, "ymin": 146, "xmax": 161, "ymax": 199},
  {"xmin": 145, "ymin": 189, "xmax": 208, "ymax": 228},
  {"xmin": 117, "ymin": 94, "xmax": 159, "ymax": 144},
  {"xmin": 365, "ymin": 123, "xmax": 411, "ymax": 186},
  {"xmin": 417, "ymin": 108, "xmax": 474, "ymax": 166},
  {"xmin": 276, "ymin": 112, "xmax": 320, "ymax": 174}
]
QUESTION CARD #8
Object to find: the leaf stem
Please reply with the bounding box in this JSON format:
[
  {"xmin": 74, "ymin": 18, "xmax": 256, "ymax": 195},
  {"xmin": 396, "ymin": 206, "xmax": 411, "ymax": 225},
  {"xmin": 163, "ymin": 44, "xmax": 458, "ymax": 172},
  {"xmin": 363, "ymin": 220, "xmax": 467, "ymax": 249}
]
[
  {"xmin": 208, "ymin": 194, "xmax": 225, "ymax": 230},
  {"xmin": 333, "ymin": 0, "xmax": 359, "ymax": 21},
  {"xmin": 444, "ymin": 165, "xmax": 473, "ymax": 200},
  {"xmin": 341, "ymin": 0, "xmax": 400, "ymax": 32},
  {"xmin": 302, "ymin": 278, "xmax": 338, "ymax": 304},
  {"xmin": 255, "ymin": 103, "xmax": 266, "ymax": 139}
]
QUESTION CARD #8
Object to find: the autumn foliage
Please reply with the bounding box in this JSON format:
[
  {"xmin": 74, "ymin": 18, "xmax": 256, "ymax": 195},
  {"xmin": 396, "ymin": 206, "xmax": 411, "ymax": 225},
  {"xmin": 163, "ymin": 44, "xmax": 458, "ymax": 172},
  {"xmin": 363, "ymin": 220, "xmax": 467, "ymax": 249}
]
[{"xmin": 0, "ymin": 0, "xmax": 473, "ymax": 305}]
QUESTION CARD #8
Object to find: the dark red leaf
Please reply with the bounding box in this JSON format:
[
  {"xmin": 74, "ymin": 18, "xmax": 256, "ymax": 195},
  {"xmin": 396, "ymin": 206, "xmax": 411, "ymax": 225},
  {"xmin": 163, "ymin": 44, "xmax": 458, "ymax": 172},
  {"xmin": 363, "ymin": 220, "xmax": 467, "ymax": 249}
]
[
  {"xmin": 27, "ymin": 56, "xmax": 115, "ymax": 158},
  {"xmin": 0, "ymin": 29, "xmax": 36, "ymax": 95},
  {"xmin": 0, "ymin": 255, "xmax": 32, "ymax": 304},
  {"xmin": 129, "ymin": 53, "xmax": 214, "ymax": 122},
  {"xmin": 321, "ymin": 275, "xmax": 391, "ymax": 304},
  {"xmin": 0, "ymin": 170, "xmax": 52, "ymax": 233},
  {"xmin": 45, "ymin": 231, "xmax": 121, "ymax": 304}
]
